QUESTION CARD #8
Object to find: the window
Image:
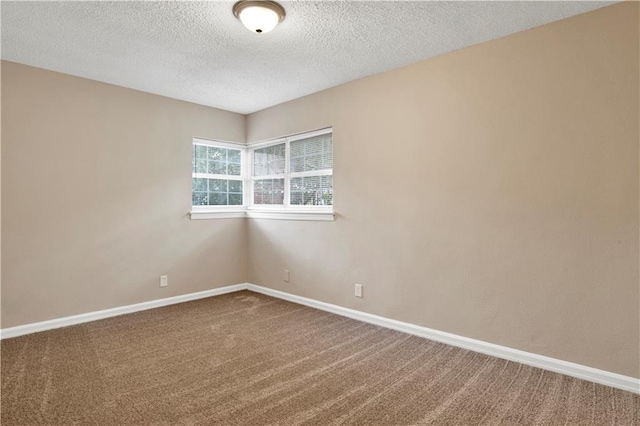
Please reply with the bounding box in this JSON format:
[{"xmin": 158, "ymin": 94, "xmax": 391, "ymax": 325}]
[
  {"xmin": 250, "ymin": 129, "xmax": 333, "ymax": 209},
  {"xmin": 252, "ymin": 143, "xmax": 286, "ymax": 205},
  {"xmin": 190, "ymin": 129, "xmax": 333, "ymax": 221},
  {"xmin": 289, "ymin": 132, "xmax": 333, "ymax": 206},
  {"xmin": 192, "ymin": 140, "xmax": 245, "ymax": 208}
]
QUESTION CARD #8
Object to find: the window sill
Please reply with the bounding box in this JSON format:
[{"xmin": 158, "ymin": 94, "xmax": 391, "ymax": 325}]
[
  {"xmin": 246, "ymin": 209, "xmax": 335, "ymax": 221},
  {"xmin": 189, "ymin": 210, "xmax": 246, "ymax": 220},
  {"xmin": 189, "ymin": 209, "xmax": 335, "ymax": 221}
]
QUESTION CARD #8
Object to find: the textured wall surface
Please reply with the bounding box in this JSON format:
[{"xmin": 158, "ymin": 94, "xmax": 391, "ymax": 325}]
[
  {"xmin": 1, "ymin": 1, "xmax": 614, "ymax": 114},
  {"xmin": 1, "ymin": 62, "xmax": 248, "ymax": 328},
  {"xmin": 247, "ymin": 3, "xmax": 640, "ymax": 378}
]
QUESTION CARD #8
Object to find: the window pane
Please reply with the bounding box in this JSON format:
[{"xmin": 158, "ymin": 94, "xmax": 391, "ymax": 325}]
[
  {"xmin": 290, "ymin": 156, "xmax": 304, "ymax": 173},
  {"xmin": 192, "ymin": 192, "xmax": 208, "ymax": 206},
  {"xmin": 209, "ymin": 161, "xmax": 226, "ymax": 175},
  {"xmin": 272, "ymin": 144, "xmax": 285, "ymax": 174},
  {"xmin": 192, "ymin": 144, "xmax": 242, "ymax": 177},
  {"xmin": 208, "ymin": 192, "xmax": 227, "ymax": 205},
  {"xmin": 198, "ymin": 179, "xmax": 244, "ymax": 206},
  {"xmin": 321, "ymin": 175, "xmax": 333, "ymax": 206},
  {"xmin": 228, "ymin": 149, "xmax": 241, "ymax": 164},
  {"xmin": 228, "ymin": 162, "xmax": 241, "ymax": 176},
  {"xmin": 253, "ymin": 178, "xmax": 284, "ymax": 205},
  {"xmin": 253, "ymin": 143, "xmax": 285, "ymax": 176},
  {"xmin": 254, "ymin": 162, "xmax": 266, "ymax": 176},
  {"xmin": 305, "ymin": 154, "xmax": 322, "ymax": 171},
  {"xmin": 291, "ymin": 140, "xmax": 304, "ymax": 158},
  {"xmin": 290, "ymin": 177, "xmax": 303, "ymax": 191},
  {"xmin": 208, "ymin": 179, "xmax": 227, "ymax": 192},
  {"xmin": 305, "ymin": 175, "xmax": 320, "ymax": 190},
  {"xmin": 195, "ymin": 158, "xmax": 208, "ymax": 174},
  {"xmin": 207, "ymin": 147, "xmax": 226, "ymax": 161},
  {"xmin": 229, "ymin": 194, "xmax": 243, "ymax": 205},
  {"xmin": 290, "ymin": 134, "xmax": 333, "ymax": 173},
  {"xmin": 195, "ymin": 144, "xmax": 208, "ymax": 159},
  {"xmin": 322, "ymin": 139, "xmax": 333, "ymax": 169},
  {"xmin": 273, "ymin": 178, "xmax": 284, "ymax": 204},
  {"xmin": 228, "ymin": 180, "xmax": 243, "ymax": 193},
  {"xmin": 192, "ymin": 178, "xmax": 207, "ymax": 192},
  {"xmin": 290, "ymin": 175, "xmax": 332, "ymax": 206},
  {"xmin": 291, "ymin": 192, "xmax": 303, "ymax": 205}
]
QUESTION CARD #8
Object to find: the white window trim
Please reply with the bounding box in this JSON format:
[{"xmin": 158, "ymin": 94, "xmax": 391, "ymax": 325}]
[
  {"xmin": 189, "ymin": 129, "xmax": 334, "ymax": 221},
  {"xmin": 190, "ymin": 138, "xmax": 248, "ymax": 219},
  {"xmin": 249, "ymin": 127, "xmax": 333, "ymax": 212},
  {"xmin": 245, "ymin": 209, "xmax": 335, "ymax": 221},
  {"xmin": 190, "ymin": 209, "xmax": 335, "ymax": 221}
]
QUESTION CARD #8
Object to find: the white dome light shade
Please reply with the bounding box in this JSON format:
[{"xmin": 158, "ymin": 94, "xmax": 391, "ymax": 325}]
[
  {"xmin": 233, "ymin": 1, "xmax": 285, "ymax": 34},
  {"xmin": 239, "ymin": 6, "xmax": 279, "ymax": 33}
]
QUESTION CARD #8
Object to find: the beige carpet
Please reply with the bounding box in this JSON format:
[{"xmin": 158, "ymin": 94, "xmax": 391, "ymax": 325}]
[{"xmin": 1, "ymin": 290, "xmax": 638, "ymax": 425}]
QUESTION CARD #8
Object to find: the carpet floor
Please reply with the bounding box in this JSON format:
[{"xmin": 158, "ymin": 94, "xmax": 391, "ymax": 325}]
[{"xmin": 1, "ymin": 290, "xmax": 638, "ymax": 425}]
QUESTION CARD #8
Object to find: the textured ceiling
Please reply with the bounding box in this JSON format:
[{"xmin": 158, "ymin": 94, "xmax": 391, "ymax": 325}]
[{"xmin": 2, "ymin": 1, "xmax": 615, "ymax": 114}]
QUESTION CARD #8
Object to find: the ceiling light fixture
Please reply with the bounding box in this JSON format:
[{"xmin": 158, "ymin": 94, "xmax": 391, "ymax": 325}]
[{"xmin": 233, "ymin": 0, "xmax": 285, "ymax": 34}]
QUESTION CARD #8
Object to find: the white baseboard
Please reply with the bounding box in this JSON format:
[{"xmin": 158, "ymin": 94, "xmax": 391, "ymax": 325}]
[
  {"xmin": 2, "ymin": 282, "xmax": 637, "ymax": 394},
  {"xmin": 246, "ymin": 284, "xmax": 640, "ymax": 394},
  {"xmin": 0, "ymin": 283, "xmax": 248, "ymax": 340}
]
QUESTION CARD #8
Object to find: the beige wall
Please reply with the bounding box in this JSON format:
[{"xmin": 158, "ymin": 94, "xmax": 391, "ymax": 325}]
[
  {"xmin": 247, "ymin": 3, "xmax": 640, "ymax": 377},
  {"xmin": 1, "ymin": 61, "xmax": 248, "ymax": 328}
]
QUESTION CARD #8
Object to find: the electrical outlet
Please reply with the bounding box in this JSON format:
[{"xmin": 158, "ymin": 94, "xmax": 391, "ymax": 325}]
[
  {"xmin": 355, "ymin": 283, "xmax": 363, "ymax": 298},
  {"xmin": 284, "ymin": 269, "xmax": 290, "ymax": 282},
  {"xmin": 160, "ymin": 275, "xmax": 168, "ymax": 288}
]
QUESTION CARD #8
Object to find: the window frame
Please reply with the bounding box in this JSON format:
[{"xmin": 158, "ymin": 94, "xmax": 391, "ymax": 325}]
[
  {"xmin": 248, "ymin": 138, "xmax": 287, "ymax": 209},
  {"xmin": 189, "ymin": 128, "xmax": 334, "ymax": 221},
  {"xmin": 248, "ymin": 127, "xmax": 334, "ymax": 213},
  {"xmin": 190, "ymin": 138, "xmax": 248, "ymax": 217}
]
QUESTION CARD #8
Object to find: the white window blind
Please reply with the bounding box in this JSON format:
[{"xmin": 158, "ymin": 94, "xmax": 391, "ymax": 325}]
[
  {"xmin": 252, "ymin": 143, "xmax": 285, "ymax": 205},
  {"xmin": 250, "ymin": 129, "xmax": 333, "ymax": 209},
  {"xmin": 289, "ymin": 133, "xmax": 333, "ymax": 206}
]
